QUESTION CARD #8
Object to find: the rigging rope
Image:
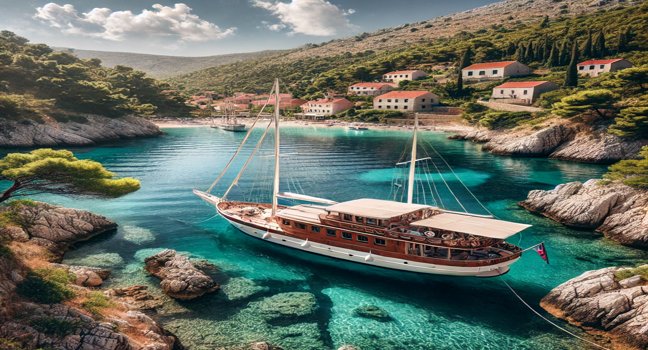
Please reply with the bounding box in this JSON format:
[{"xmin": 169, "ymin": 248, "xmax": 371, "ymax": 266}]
[
  {"xmin": 500, "ymin": 279, "xmax": 610, "ymax": 350},
  {"xmin": 206, "ymin": 84, "xmax": 275, "ymax": 193}
]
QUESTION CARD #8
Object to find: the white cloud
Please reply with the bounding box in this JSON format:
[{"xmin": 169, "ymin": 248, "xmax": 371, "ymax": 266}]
[
  {"xmin": 253, "ymin": 0, "xmax": 355, "ymax": 36},
  {"xmin": 34, "ymin": 3, "xmax": 236, "ymax": 42}
]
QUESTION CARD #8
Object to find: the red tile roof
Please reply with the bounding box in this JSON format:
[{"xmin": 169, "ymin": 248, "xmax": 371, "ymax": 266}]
[
  {"xmin": 304, "ymin": 97, "xmax": 352, "ymax": 105},
  {"xmin": 496, "ymin": 81, "xmax": 551, "ymax": 88},
  {"xmin": 375, "ymin": 91, "xmax": 432, "ymax": 99},
  {"xmin": 577, "ymin": 58, "xmax": 624, "ymax": 66},
  {"xmin": 384, "ymin": 70, "xmax": 424, "ymax": 75},
  {"xmin": 463, "ymin": 61, "xmax": 517, "ymax": 70},
  {"xmin": 350, "ymin": 82, "xmax": 391, "ymax": 88}
]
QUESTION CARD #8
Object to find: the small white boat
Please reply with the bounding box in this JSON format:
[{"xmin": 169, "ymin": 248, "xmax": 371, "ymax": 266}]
[{"xmin": 348, "ymin": 123, "xmax": 368, "ymax": 131}]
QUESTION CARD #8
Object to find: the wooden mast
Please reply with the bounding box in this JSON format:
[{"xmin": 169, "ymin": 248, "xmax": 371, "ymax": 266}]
[
  {"xmin": 407, "ymin": 113, "xmax": 418, "ymax": 204},
  {"xmin": 272, "ymin": 78, "xmax": 281, "ymax": 216}
]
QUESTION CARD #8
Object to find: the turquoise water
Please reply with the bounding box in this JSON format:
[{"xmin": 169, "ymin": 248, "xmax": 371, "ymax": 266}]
[{"xmin": 4, "ymin": 127, "xmax": 647, "ymax": 349}]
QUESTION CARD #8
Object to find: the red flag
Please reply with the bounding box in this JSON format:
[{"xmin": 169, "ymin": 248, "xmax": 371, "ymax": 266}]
[{"xmin": 534, "ymin": 243, "xmax": 549, "ymax": 264}]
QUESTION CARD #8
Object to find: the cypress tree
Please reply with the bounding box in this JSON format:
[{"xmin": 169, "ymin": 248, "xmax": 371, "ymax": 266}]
[
  {"xmin": 539, "ymin": 15, "xmax": 549, "ymax": 29},
  {"xmin": 593, "ymin": 29, "xmax": 606, "ymax": 57},
  {"xmin": 615, "ymin": 30, "xmax": 627, "ymax": 54},
  {"xmin": 514, "ymin": 44, "xmax": 524, "ymax": 62},
  {"xmin": 457, "ymin": 47, "xmax": 472, "ymax": 96},
  {"xmin": 506, "ymin": 42, "xmax": 516, "ymax": 56},
  {"xmin": 559, "ymin": 38, "xmax": 569, "ymax": 65},
  {"xmin": 582, "ymin": 29, "xmax": 592, "ymax": 58},
  {"xmin": 535, "ymin": 41, "xmax": 544, "ymax": 62},
  {"xmin": 542, "ymin": 36, "xmax": 551, "ymax": 62},
  {"xmin": 547, "ymin": 42, "xmax": 559, "ymax": 67},
  {"xmin": 525, "ymin": 40, "xmax": 535, "ymax": 62},
  {"xmin": 564, "ymin": 40, "xmax": 579, "ymax": 88}
]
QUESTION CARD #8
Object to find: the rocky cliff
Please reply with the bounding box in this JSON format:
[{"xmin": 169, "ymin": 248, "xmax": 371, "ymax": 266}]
[
  {"xmin": 451, "ymin": 121, "xmax": 647, "ymax": 163},
  {"xmin": 519, "ymin": 180, "xmax": 648, "ymax": 248},
  {"xmin": 0, "ymin": 115, "xmax": 161, "ymax": 147},
  {"xmin": 0, "ymin": 201, "xmax": 179, "ymax": 350},
  {"xmin": 541, "ymin": 266, "xmax": 648, "ymax": 350}
]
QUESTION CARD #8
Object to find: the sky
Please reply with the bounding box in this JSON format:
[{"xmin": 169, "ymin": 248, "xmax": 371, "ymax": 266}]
[{"xmin": 0, "ymin": 0, "xmax": 497, "ymax": 57}]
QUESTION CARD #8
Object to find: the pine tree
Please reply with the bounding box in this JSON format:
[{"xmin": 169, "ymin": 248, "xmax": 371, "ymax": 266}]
[
  {"xmin": 564, "ymin": 40, "xmax": 579, "ymax": 87},
  {"xmin": 457, "ymin": 47, "xmax": 472, "ymax": 96},
  {"xmin": 547, "ymin": 42, "xmax": 559, "ymax": 67},
  {"xmin": 593, "ymin": 29, "xmax": 606, "ymax": 58},
  {"xmin": 582, "ymin": 29, "xmax": 592, "ymax": 58}
]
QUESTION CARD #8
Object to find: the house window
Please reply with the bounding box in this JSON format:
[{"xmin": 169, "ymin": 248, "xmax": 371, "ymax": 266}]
[
  {"xmin": 399, "ymin": 75, "xmax": 403, "ymax": 77},
  {"xmin": 579, "ymin": 66, "xmax": 584, "ymax": 70},
  {"xmin": 311, "ymin": 225, "xmax": 321, "ymax": 233},
  {"xmin": 500, "ymin": 89, "xmax": 504, "ymax": 94},
  {"xmin": 422, "ymin": 99, "xmax": 426, "ymax": 102},
  {"xmin": 378, "ymin": 106, "xmax": 382, "ymax": 108},
  {"xmin": 600, "ymin": 65, "xmax": 605, "ymax": 69},
  {"xmin": 395, "ymin": 99, "xmax": 399, "ymax": 102},
  {"xmin": 342, "ymin": 232, "xmax": 352, "ymax": 240},
  {"xmin": 404, "ymin": 99, "xmax": 409, "ymax": 102},
  {"xmin": 387, "ymin": 106, "xmax": 391, "ymax": 109},
  {"xmin": 394, "ymin": 105, "xmax": 399, "ymax": 109},
  {"xmin": 422, "ymin": 105, "xmax": 426, "ymax": 109},
  {"xmin": 589, "ymin": 65, "xmax": 595, "ymax": 69},
  {"xmin": 374, "ymin": 238, "xmax": 386, "ymax": 246},
  {"xmin": 343, "ymin": 214, "xmax": 352, "ymax": 221},
  {"xmin": 523, "ymin": 90, "xmax": 528, "ymax": 95},
  {"xmin": 479, "ymin": 70, "xmax": 485, "ymax": 75},
  {"xmin": 467, "ymin": 71, "xmax": 473, "ymax": 76},
  {"xmin": 387, "ymin": 99, "xmax": 391, "ymax": 102},
  {"xmin": 297, "ymin": 223, "xmax": 306, "ymax": 230},
  {"xmin": 282, "ymin": 219, "xmax": 290, "ymax": 225},
  {"xmin": 357, "ymin": 235, "xmax": 368, "ymax": 243},
  {"xmin": 492, "ymin": 69, "xmax": 498, "ymax": 74},
  {"xmin": 326, "ymin": 229, "xmax": 336, "ymax": 237},
  {"xmin": 403, "ymin": 105, "xmax": 408, "ymax": 109},
  {"xmin": 378, "ymin": 99, "xmax": 382, "ymax": 102}
]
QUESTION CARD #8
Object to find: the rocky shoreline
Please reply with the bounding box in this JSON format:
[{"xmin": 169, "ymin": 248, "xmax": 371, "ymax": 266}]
[
  {"xmin": 0, "ymin": 115, "xmax": 161, "ymax": 147},
  {"xmin": 541, "ymin": 266, "xmax": 648, "ymax": 350},
  {"xmin": 519, "ymin": 179, "xmax": 648, "ymax": 248},
  {"xmin": 450, "ymin": 120, "xmax": 647, "ymax": 164}
]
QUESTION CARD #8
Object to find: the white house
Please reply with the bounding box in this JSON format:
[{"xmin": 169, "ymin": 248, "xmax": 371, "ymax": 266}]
[
  {"xmin": 491, "ymin": 81, "xmax": 559, "ymax": 105},
  {"xmin": 348, "ymin": 82, "xmax": 394, "ymax": 96},
  {"xmin": 382, "ymin": 70, "xmax": 427, "ymax": 84},
  {"xmin": 462, "ymin": 61, "xmax": 530, "ymax": 81},
  {"xmin": 577, "ymin": 58, "xmax": 633, "ymax": 77},
  {"xmin": 301, "ymin": 97, "xmax": 354, "ymax": 116},
  {"xmin": 373, "ymin": 91, "xmax": 439, "ymax": 112}
]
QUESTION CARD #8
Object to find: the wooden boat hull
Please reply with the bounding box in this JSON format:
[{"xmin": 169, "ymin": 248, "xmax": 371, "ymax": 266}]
[{"xmin": 218, "ymin": 207, "xmax": 519, "ymax": 278}]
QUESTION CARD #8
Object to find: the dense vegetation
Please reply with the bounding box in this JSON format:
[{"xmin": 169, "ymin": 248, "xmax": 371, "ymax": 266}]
[
  {"xmin": 0, "ymin": 31, "xmax": 190, "ymax": 120},
  {"xmin": 605, "ymin": 146, "xmax": 648, "ymax": 189},
  {"xmin": 16, "ymin": 267, "xmax": 75, "ymax": 304}
]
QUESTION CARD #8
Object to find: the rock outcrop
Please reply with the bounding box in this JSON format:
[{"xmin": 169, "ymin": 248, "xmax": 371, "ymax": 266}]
[
  {"xmin": 106, "ymin": 285, "xmax": 165, "ymax": 311},
  {"xmin": 451, "ymin": 122, "xmax": 647, "ymax": 163},
  {"xmin": 51, "ymin": 263, "xmax": 111, "ymax": 287},
  {"xmin": 0, "ymin": 115, "xmax": 161, "ymax": 147},
  {"xmin": 519, "ymin": 180, "xmax": 648, "ymax": 248},
  {"xmin": 0, "ymin": 201, "xmax": 117, "ymax": 259},
  {"xmin": 541, "ymin": 266, "xmax": 648, "ymax": 350},
  {"xmin": 353, "ymin": 305, "xmax": 393, "ymax": 321},
  {"xmin": 144, "ymin": 249, "xmax": 219, "ymax": 300}
]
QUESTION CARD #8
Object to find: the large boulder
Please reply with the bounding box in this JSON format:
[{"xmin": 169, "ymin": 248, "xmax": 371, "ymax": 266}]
[
  {"xmin": 144, "ymin": 249, "xmax": 219, "ymax": 300},
  {"xmin": 519, "ymin": 180, "xmax": 648, "ymax": 248},
  {"xmin": 541, "ymin": 266, "xmax": 648, "ymax": 350}
]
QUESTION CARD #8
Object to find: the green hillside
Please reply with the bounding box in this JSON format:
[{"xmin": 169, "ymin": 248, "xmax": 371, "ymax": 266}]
[{"xmin": 0, "ymin": 31, "xmax": 190, "ymax": 121}]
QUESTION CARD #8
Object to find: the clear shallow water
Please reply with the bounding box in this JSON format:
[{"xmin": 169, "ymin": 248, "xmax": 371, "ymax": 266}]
[{"xmin": 4, "ymin": 127, "xmax": 647, "ymax": 350}]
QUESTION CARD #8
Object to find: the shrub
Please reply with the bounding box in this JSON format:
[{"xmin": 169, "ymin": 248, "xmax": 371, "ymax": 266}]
[
  {"xmin": 16, "ymin": 268, "xmax": 75, "ymax": 304},
  {"xmin": 604, "ymin": 146, "xmax": 648, "ymax": 189},
  {"xmin": 614, "ymin": 265, "xmax": 648, "ymax": 281},
  {"xmin": 30, "ymin": 317, "xmax": 80, "ymax": 337},
  {"xmin": 82, "ymin": 291, "xmax": 113, "ymax": 316}
]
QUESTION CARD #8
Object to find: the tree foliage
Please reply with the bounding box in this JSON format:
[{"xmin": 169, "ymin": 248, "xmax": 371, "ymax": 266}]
[
  {"xmin": 608, "ymin": 106, "xmax": 648, "ymax": 139},
  {"xmin": 0, "ymin": 149, "xmax": 140, "ymax": 203},
  {"xmin": 604, "ymin": 146, "xmax": 648, "ymax": 189},
  {"xmin": 552, "ymin": 89, "xmax": 617, "ymax": 118}
]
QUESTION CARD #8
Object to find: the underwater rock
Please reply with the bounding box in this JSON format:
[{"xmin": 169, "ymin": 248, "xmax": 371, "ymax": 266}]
[
  {"xmin": 337, "ymin": 346, "xmax": 359, "ymax": 350},
  {"xmin": 144, "ymin": 249, "xmax": 219, "ymax": 300},
  {"xmin": 222, "ymin": 277, "xmax": 269, "ymax": 301},
  {"xmin": 249, "ymin": 292, "xmax": 317, "ymax": 320},
  {"xmin": 541, "ymin": 266, "xmax": 648, "ymax": 350},
  {"xmin": 0, "ymin": 201, "xmax": 117, "ymax": 259},
  {"xmin": 353, "ymin": 305, "xmax": 393, "ymax": 321},
  {"xmin": 250, "ymin": 341, "xmax": 284, "ymax": 350},
  {"xmin": 0, "ymin": 114, "xmax": 161, "ymax": 147},
  {"xmin": 122, "ymin": 225, "xmax": 155, "ymax": 245},
  {"xmin": 519, "ymin": 180, "xmax": 648, "ymax": 248},
  {"xmin": 66, "ymin": 253, "xmax": 125, "ymax": 268}
]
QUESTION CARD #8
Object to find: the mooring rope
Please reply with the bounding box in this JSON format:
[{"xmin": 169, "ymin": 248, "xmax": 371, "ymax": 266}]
[{"xmin": 500, "ymin": 279, "xmax": 610, "ymax": 350}]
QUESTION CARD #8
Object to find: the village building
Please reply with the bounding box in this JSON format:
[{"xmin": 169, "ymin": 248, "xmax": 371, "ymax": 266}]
[
  {"xmin": 462, "ymin": 61, "xmax": 530, "ymax": 81},
  {"xmin": 577, "ymin": 58, "xmax": 633, "ymax": 77},
  {"xmin": 348, "ymin": 82, "xmax": 395, "ymax": 96},
  {"xmin": 382, "ymin": 70, "xmax": 427, "ymax": 84},
  {"xmin": 251, "ymin": 94, "xmax": 306, "ymax": 109},
  {"xmin": 373, "ymin": 91, "xmax": 439, "ymax": 112},
  {"xmin": 491, "ymin": 81, "xmax": 558, "ymax": 105},
  {"xmin": 301, "ymin": 97, "xmax": 354, "ymax": 117}
]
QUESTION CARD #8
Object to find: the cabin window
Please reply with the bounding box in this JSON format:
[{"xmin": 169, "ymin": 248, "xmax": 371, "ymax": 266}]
[
  {"xmin": 342, "ymin": 232, "xmax": 352, "ymax": 240},
  {"xmin": 579, "ymin": 66, "xmax": 584, "ymax": 70},
  {"xmin": 467, "ymin": 71, "xmax": 473, "ymax": 76},
  {"xmin": 600, "ymin": 65, "xmax": 605, "ymax": 69},
  {"xmin": 343, "ymin": 214, "xmax": 352, "ymax": 221},
  {"xmin": 355, "ymin": 216, "xmax": 364, "ymax": 223},
  {"xmin": 296, "ymin": 223, "xmax": 307, "ymax": 230},
  {"xmin": 374, "ymin": 238, "xmax": 386, "ymax": 246},
  {"xmin": 357, "ymin": 235, "xmax": 368, "ymax": 243},
  {"xmin": 589, "ymin": 65, "xmax": 595, "ymax": 69},
  {"xmin": 366, "ymin": 218, "xmax": 377, "ymax": 225},
  {"xmin": 523, "ymin": 90, "xmax": 528, "ymax": 95},
  {"xmin": 478, "ymin": 70, "xmax": 485, "ymax": 75},
  {"xmin": 311, "ymin": 225, "xmax": 321, "ymax": 233},
  {"xmin": 282, "ymin": 219, "xmax": 290, "ymax": 225},
  {"xmin": 492, "ymin": 69, "xmax": 498, "ymax": 74},
  {"xmin": 326, "ymin": 228, "xmax": 336, "ymax": 237}
]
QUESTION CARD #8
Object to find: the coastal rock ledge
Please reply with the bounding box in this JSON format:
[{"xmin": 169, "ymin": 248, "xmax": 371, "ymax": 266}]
[
  {"xmin": 144, "ymin": 249, "xmax": 219, "ymax": 300},
  {"xmin": 541, "ymin": 266, "xmax": 648, "ymax": 350},
  {"xmin": 519, "ymin": 180, "xmax": 648, "ymax": 248},
  {"xmin": 0, "ymin": 115, "xmax": 161, "ymax": 147}
]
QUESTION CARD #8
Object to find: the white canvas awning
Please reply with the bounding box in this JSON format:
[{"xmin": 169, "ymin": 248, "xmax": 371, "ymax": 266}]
[
  {"xmin": 325, "ymin": 198, "xmax": 431, "ymax": 219},
  {"xmin": 277, "ymin": 205, "xmax": 327, "ymax": 223},
  {"xmin": 411, "ymin": 213, "xmax": 531, "ymax": 239}
]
